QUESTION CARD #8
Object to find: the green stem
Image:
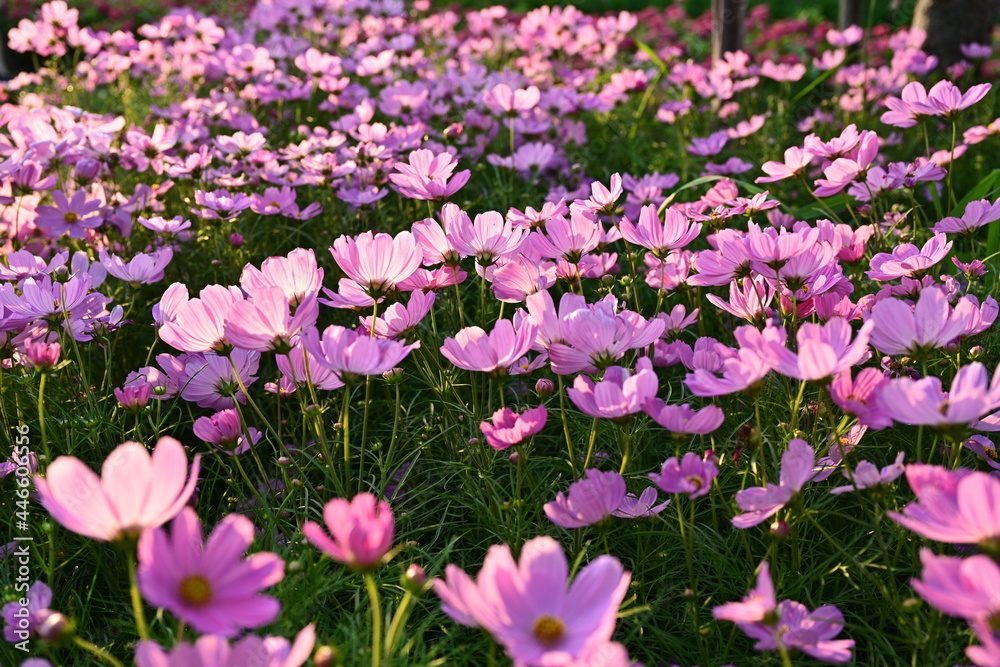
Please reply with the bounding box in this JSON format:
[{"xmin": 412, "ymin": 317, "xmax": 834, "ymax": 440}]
[
  {"xmin": 37, "ymin": 372, "xmax": 50, "ymax": 463},
  {"xmin": 74, "ymin": 636, "xmax": 126, "ymax": 667},
  {"xmin": 363, "ymin": 572, "xmax": 383, "ymax": 667},
  {"xmin": 618, "ymin": 422, "xmax": 633, "ymax": 475},
  {"xmin": 556, "ymin": 376, "xmax": 578, "ymax": 476},
  {"xmin": 384, "ymin": 590, "xmax": 415, "ymax": 658},
  {"xmin": 128, "ymin": 552, "xmax": 149, "ymax": 640},
  {"xmin": 359, "ymin": 375, "xmax": 372, "ymax": 493},
  {"xmin": 582, "ymin": 417, "xmax": 600, "ymax": 472}
]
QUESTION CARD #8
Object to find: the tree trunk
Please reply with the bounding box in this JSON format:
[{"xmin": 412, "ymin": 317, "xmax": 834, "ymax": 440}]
[
  {"xmin": 712, "ymin": 0, "xmax": 746, "ymax": 63},
  {"xmin": 838, "ymin": 0, "xmax": 865, "ymax": 30},
  {"xmin": 912, "ymin": 0, "xmax": 998, "ymax": 67}
]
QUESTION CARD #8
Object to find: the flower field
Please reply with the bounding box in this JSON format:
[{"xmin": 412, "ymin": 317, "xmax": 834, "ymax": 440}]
[{"xmin": 3, "ymin": 1, "xmax": 1000, "ymax": 665}]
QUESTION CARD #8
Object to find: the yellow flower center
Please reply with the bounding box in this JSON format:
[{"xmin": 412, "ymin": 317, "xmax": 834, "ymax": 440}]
[
  {"xmin": 686, "ymin": 475, "xmax": 703, "ymax": 489},
  {"xmin": 64, "ymin": 212, "xmax": 79, "ymax": 223},
  {"xmin": 531, "ymin": 615, "xmax": 566, "ymax": 647},
  {"xmin": 179, "ymin": 575, "xmax": 213, "ymax": 606}
]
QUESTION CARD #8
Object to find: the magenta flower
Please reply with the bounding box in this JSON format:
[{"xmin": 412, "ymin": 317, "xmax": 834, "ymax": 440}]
[
  {"xmin": 530, "ymin": 208, "xmax": 602, "ymax": 262},
  {"xmin": 715, "ymin": 561, "xmax": 854, "ymax": 663},
  {"xmin": 138, "ymin": 508, "xmax": 283, "ymax": 637},
  {"xmin": 911, "ymin": 548, "xmax": 1000, "ymax": 621},
  {"xmin": 880, "ymin": 81, "xmax": 932, "ymax": 128},
  {"xmin": 830, "ymin": 452, "xmax": 905, "ymax": 494},
  {"xmin": 389, "ymin": 149, "xmax": 471, "ymax": 201},
  {"xmin": 479, "ymin": 405, "xmax": 547, "ymax": 450},
  {"xmin": 303, "ymin": 493, "xmax": 394, "ymax": 570},
  {"xmin": 713, "ymin": 561, "xmax": 776, "ymax": 623},
  {"xmin": 545, "ymin": 469, "xmax": 627, "ymax": 528},
  {"xmin": 330, "ymin": 230, "xmax": 422, "ymax": 297},
  {"xmin": 828, "ymin": 368, "xmax": 893, "ymax": 430},
  {"xmin": 135, "ymin": 625, "xmax": 315, "ymax": 667},
  {"xmin": 22, "ymin": 338, "xmax": 61, "ymax": 370},
  {"xmin": 568, "ymin": 357, "xmax": 658, "ymax": 420},
  {"xmin": 193, "ymin": 409, "xmax": 262, "ymax": 456},
  {"xmin": 546, "ymin": 305, "xmax": 663, "ymax": 375},
  {"xmin": 867, "ymin": 233, "xmax": 953, "ymax": 281},
  {"xmin": 2, "ymin": 581, "xmax": 54, "ymax": 642},
  {"xmin": 302, "ymin": 325, "xmax": 419, "ymax": 382},
  {"xmin": 889, "ymin": 464, "xmax": 1000, "ymax": 546},
  {"xmin": 876, "ymin": 362, "xmax": 1000, "ymax": 429},
  {"xmin": 617, "ymin": 204, "xmax": 701, "ymax": 257},
  {"xmin": 432, "ymin": 535, "xmax": 630, "ymax": 664},
  {"xmin": 440, "ymin": 319, "xmax": 537, "ymax": 376},
  {"xmin": 742, "ymin": 601, "xmax": 854, "ymax": 663},
  {"xmin": 643, "ymin": 399, "xmax": 724, "ymax": 435},
  {"xmin": 611, "ymin": 488, "xmax": 671, "ymax": 518},
  {"xmin": 34, "ymin": 436, "xmax": 201, "ymax": 542},
  {"xmin": 33, "ymin": 189, "xmax": 102, "ymax": 239},
  {"xmin": 181, "ymin": 350, "xmax": 260, "ymax": 410},
  {"xmin": 968, "ymin": 618, "xmax": 1000, "ymax": 667},
  {"xmin": 651, "ymin": 452, "xmax": 720, "ymax": 499},
  {"xmin": 934, "ymin": 198, "xmax": 1000, "ymax": 234},
  {"xmin": 732, "ymin": 439, "xmax": 815, "ymax": 529},
  {"xmin": 760, "ymin": 318, "xmax": 874, "ymax": 382}
]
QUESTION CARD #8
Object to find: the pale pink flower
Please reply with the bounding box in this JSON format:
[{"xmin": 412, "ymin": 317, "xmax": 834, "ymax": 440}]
[
  {"xmin": 545, "ymin": 469, "xmax": 627, "ymax": 528},
  {"xmin": 479, "ymin": 405, "xmax": 548, "ymax": 450},
  {"xmin": 732, "ymin": 439, "xmax": 815, "ymax": 529},
  {"xmin": 567, "ymin": 357, "xmax": 658, "ymax": 419},
  {"xmin": 440, "ymin": 319, "xmax": 538, "ymax": 376},
  {"xmin": 303, "ymin": 493, "xmax": 394, "ymax": 570},
  {"xmin": 830, "ymin": 452, "xmax": 905, "ymax": 494},
  {"xmin": 330, "ymin": 230, "xmax": 422, "ymax": 297},
  {"xmin": 34, "ymin": 436, "xmax": 200, "ymax": 542}
]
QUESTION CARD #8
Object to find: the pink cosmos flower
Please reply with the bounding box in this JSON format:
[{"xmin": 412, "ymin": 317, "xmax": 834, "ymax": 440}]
[
  {"xmin": 135, "ymin": 625, "xmax": 315, "ymax": 667},
  {"xmin": 651, "ymin": 452, "xmax": 720, "ymax": 499},
  {"xmin": 910, "ymin": 80, "xmax": 992, "ymax": 118},
  {"xmin": 159, "ymin": 285, "xmax": 245, "ymax": 354},
  {"xmin": 911, "ymin": 548, "xmax": 1000, "ymax": 621},
  {"xmin": 544, "ymin": 303, "xmax": 663, "ymax": 375},
  {"xmin": 138, "ymin": 508, "xmax": 283, "ymax": 637},
  {"xmin": 760, "ymin": 318, "xmax": 874, "ymax": 382},
  {"xmin": 545, "ymin": 469, "xmax": 627, "ymax": 528},
  {"xmin": 733, "ymin": 439, "xmax": 815, "ymax": 528},
  {"xmin": 239, "ymin": 248, "xmax": 323, "ymax": 306},
  {"xmin": 868, "ymin": 286, "xmax": 974, "ymax": 356},
  {"xmin": 302, "ymin": 325, "xmax": 419, "ymax": 382},
  {"xmin": 360, "ymin": 290, "xmax": 436, "ymax": 339},
  {"xmin": 968, "ymin": 619, "xmax": 1000, "ymax": 667},
  {"xmin": 827, "ymin": 25, "xmax": 863, "ymax": 46},
  {"xmin": 830, "ymin": 452, "xmax": 905, "ymax": 494},
  {"xmin": 889, "ymin": 464, "xmax": 1000, "ymax": 546},
  {"xmin": 617, "ymin": 205, "xmax": 701, "ymax": 257},
  {"xmin": 449, "ymin": 210, "xmax": 527, "ymax": 266},
  {"xmin": 812, "ymin": 131, "xmax": 880, "ymax": 197},
  {"xmin": 330, "ymin": 230, "xmax": 422, "ymax": 297},
  {"xmin": 643, "ymin": 400, "xmax": 724, "ymax": 435},
  {"xmin": 877, "ymin": 362, "xmax": 1000, "ymax": 429},
  {"xmin": 611, "ymin": 488, "xmax": 671, "ymax": 518},
  {"xmin": 34, "ymin": 436, "xmax": 201, "ymax": 542},
  {"xmin": 479, "ymin": 405, "xmax": 548, "ymax": 450},
  {"xmin": 22, "ymin": 338, "xmax": 61, "ymax": 370},
  {"xmin": 274, "ymin": 343, "xmax": 345, "ymax": 393},
  {"xmin": 578, "ymin": 174, "xmax": 624, "ymax": 215},
  {"xmin": 530, "ymin": 208, "xmax": 602, "ymax": 262},
  {"xmin": 934, "ymin": 198, "xmax": 1000, "ymax": 234},
  {"xmin": 685, "ymin": 331, "xmax": 772, "ymax": 397},
  {"xmin": 389, "ymin": 149, "xmax": 471, "ymax": 201},
  {"xmin": 568, "ymin": 357, "xmax": 658, "ymax": 420},
  {"xmin": 483, "ymin": 83, "xmax": 541, "ymax": 114},
  {"xmin": 880, "ymin": 81, "xmax": 932, "ymax": 128},
  {"xmin": 867, "ymin": 233, "xmax": 952, "ymax": 281},
  {"xmin": 115, "ymin": 384, "xmax": 153, "ymax": 411},
  {"xmin": 828, "ymin": 368, "xmax": 893, "ymax": 430},
  {"xmin": 432, "ymin": 535, "xmax": 630, "ymax": 665},
  {"xmin": 440, "ymin": 319, "xmax": 538, "ymax": 376},
  {"xmin": 757, "ymin": 146, "xmax": 812, "ymax": 183},
  {"xmin": 303, "ymin": 493, "xmax": 394, "ymax": 570},
  {"xmin": 705, "ymin": 275, "xmax": 774, "ymax": 322},
  {"xmin": 100, "ymin": 249, "xmax": 173, "ymax": 285},
  {"xmin": 33, "ymin": 189, "xmax": 102, "ymax": 239},
  {"xmin": 713, "ymin": 561, "xmax": 776, "ymax": 623}
]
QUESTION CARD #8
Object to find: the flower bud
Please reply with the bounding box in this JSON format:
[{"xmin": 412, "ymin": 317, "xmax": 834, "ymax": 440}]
[
  {"xmin": 770, "ymin": 519, "xmax": 789, "ymax": 539},
  {"xmin": 382, "ymin": 367, "xmax": 405, "ymax": 383},
  {"xmin": 313, "ymin": 645, "xmax": 340, "ymax": 667},
  {"xmin": 534, "ymin": 378, "xmax": 555, "ymax": 396},
  {"xmin": 229, "ymin": 233, "xmax": 244, "ymax": 247},
  {"xmin": 970, "ymin": 345, "xmax": 985, "ymax": 360},
  {"xmin": 403, "ymin": 563, "xmax": 427, "ymax": 593},
  {"xmin": 37, "ymin": 612, "xmax": 72, "ymax": 642}
]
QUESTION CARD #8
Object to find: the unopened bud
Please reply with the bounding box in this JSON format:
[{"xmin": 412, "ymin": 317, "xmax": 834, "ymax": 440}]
[
  {"xmin": 970, "ymin": 345, "xmax": 985, "ymax": 360},
  {"xmin": 313, "ymin": 645, "xmax": 340, "ymax": 667},
  {"xmin": 37, "ymin": 612, "xmax": 71, "ymax": 641},
  {"xmin": 403, "ymin": 563, "xmax": 427, "ymax": 593},
  {"xmin": 770, "ymin": 519, "xmax": 789, "ymax": 539},
  {"xmin": 229, "ymin": 233, "xmax": 244, "ymax": 247},
  {"xmin": 508, "ymin": 451, "xmax": 520, "ymax": 465},
  {"xmin": 277, "ymin": 456, "xmax": 292, "ymax": 467},
  {"xmin": 382, "ymin": 367, "xmax": 405, "ymax": 383},
  {"xmin": 534, "ymin": 378, "xmax": 555, "ymax": 396}
]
